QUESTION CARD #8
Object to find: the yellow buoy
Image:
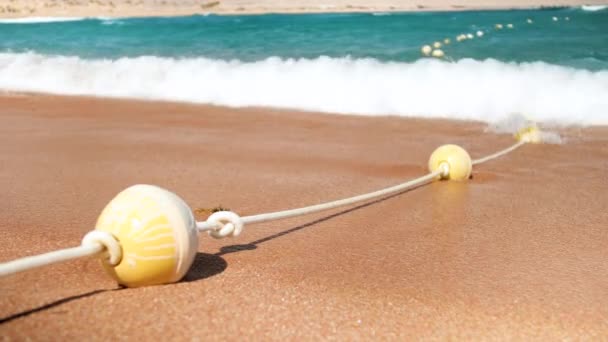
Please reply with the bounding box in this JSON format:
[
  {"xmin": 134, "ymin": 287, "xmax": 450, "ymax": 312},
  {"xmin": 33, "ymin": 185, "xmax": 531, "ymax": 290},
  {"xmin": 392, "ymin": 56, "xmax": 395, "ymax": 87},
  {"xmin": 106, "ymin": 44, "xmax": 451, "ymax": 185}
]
[
  {"xmin": 476, "ymin": 30, "xmax": 484, "ymax": 37},
  {"xmin": 431, "ymin": 49, "xmax": 445, "ymax": 58},
  {"xmin": 421, "ymin": 45, "xmax": 432, "ymax": 56},
  {"xmin": 444, "ymin": 38, "xmax": 451, "ymax": 45},
  {"xmin": 527, "ymin": 18, "xmax": 533, "ymax": 24},
  {"xmin": 515, "ymin": 125, "xmax": 542, "ymax": 143},
  {"xmin": 433, "ymin": 41, "xmax": 442, "ymax": 49},
  {"xmin": 495, "ymin": 24, "xmax": 503, "ymax": 29},
  {"xmin": 94, "ymin": 185, "xmax": 199, "ymax": 287},
  {"xmin": 507, "ymin": 23, "xmax": 514, "ymax": 29},
  {"xmin": 552, "ymin": 16, "xmax": 559, "ymax": 21},
  {"xmin": 466, "ymin": 33, "xmax": 474, "ymax": 39},
  {"xmin": 456, "ymin": 34, "xmax": 466, "ymax": 42},
  {"xmin": 428, "ymin": 144, "xmax": 472, "ymax": 181}
]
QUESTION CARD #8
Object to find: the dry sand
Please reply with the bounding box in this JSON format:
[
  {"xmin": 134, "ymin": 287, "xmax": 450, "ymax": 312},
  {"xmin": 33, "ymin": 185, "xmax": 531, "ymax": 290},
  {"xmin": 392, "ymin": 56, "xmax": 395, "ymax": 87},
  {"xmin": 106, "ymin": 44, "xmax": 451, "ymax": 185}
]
[
  {"xmin": 0, "ymin": 0, "xmax": 606, "ymax": 18},
  {"xmin": 0, "ymin": 93, "xmax": 607, "ymax": 339}
]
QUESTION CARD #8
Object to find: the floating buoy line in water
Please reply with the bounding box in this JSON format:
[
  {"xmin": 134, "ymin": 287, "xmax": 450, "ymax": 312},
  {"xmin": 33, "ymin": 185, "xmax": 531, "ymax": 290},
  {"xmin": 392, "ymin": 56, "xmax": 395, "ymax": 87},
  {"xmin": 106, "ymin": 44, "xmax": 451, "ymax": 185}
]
[
  {"xmin": 0, "ymin": 125, "xmax": 544, "ymax": 287},
  {"xmin": 421, "ymin": 14, "xmax": 572, "ymax": 60}
]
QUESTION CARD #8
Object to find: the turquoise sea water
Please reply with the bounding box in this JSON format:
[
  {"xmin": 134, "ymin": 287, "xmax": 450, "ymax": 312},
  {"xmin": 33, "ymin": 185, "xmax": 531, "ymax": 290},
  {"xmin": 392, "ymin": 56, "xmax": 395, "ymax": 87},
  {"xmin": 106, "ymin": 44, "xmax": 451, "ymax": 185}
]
[{"xmin": 0, "ymin": 6, "xmax": 607, "ymax": 124}]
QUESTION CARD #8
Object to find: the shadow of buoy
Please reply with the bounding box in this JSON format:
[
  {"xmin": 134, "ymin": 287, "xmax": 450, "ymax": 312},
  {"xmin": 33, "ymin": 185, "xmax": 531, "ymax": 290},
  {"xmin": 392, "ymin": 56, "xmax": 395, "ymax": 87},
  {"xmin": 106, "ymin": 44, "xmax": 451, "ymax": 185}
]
[{"xmin": 183, "ymin": 252, "xmax": 227, "ymax": 282}]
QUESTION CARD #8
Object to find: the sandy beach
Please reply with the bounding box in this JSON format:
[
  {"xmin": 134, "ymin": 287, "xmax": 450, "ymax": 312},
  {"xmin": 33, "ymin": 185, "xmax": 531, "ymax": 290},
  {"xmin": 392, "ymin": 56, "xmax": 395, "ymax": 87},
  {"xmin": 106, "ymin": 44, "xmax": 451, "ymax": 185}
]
[
  {"xmin": 0, "ymin": 0, "xmax": 606, "ymax": 18},
  {"xmin": 0, "ymin": 93, "xmax": 606, "ymax": 339}
]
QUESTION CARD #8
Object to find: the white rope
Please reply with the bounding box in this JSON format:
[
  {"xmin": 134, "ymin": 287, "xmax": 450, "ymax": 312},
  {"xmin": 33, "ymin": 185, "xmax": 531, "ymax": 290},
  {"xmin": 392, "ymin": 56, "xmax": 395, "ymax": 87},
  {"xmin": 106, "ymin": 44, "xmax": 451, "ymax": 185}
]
[
  {"xmin": 0, "ymin": 230, "xmax": 120, "ymax": 277},
  {"xmin": 472, "ymin": 140, "xmax": 526, "ymax": 166},
  {"xmin": 200, "ymin": 140, "xmax": 529, "ymax": 238},
  {"xmin": 0, "ymin": 244, "xmax": 102, "ymax": 277},
  {"xmin": 197, "ymin": 166, "xmax": 446, "ymax": 236}
]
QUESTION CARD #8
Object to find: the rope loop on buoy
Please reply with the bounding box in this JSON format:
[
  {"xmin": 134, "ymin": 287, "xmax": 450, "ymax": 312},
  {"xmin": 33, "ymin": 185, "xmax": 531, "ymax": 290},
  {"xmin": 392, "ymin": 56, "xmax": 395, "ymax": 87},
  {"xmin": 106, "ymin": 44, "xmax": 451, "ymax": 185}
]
[
  {"xmin": 81, "ymin": 230, "xmax": 122, "ymax": 265},
  {"xmin": 202, "ymin": 211, "xmax": 244, "ymax": 239}
]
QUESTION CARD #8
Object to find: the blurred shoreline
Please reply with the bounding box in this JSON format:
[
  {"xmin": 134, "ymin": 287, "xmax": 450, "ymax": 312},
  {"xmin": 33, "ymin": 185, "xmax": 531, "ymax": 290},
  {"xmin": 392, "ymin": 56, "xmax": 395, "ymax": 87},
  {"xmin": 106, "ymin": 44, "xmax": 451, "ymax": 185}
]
[{"xmin": 0, "ymin": 0, "xmax": 603, "ymax": 18}]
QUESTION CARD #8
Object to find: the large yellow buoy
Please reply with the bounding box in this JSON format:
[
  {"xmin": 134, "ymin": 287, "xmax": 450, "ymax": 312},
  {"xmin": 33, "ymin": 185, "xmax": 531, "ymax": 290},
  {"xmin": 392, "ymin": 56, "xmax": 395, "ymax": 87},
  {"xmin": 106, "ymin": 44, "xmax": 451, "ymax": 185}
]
[
  {"xmin": 94, "ymin": 185, "xmax": 199, "ymax": 287},
  {"xmin": 428, "ymin": 144, "xmax": 472, "ymax": 181},
  {"xmin": 495, "ymin": 24, "xmax": 504, "ymax": 29}
]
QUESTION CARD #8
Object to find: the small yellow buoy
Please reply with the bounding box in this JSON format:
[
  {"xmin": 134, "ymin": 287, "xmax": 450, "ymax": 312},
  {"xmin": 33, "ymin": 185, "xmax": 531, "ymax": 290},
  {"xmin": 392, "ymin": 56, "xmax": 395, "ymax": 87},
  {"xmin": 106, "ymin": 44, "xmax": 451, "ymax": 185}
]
[
  {"xmin": 476, "ymin": 30, "xmax": 484, "ymax": 37},
  {"xmin": 431, "ymin": 49, "xmax": 445, "ymax": 58},
  {"xmin": 527, "ymin": 18, "xmax": 533, "ymax": 24},
  {"xmin": 507, "ymin": 23, "xmax": 514, "ymax": 29},
  {"xmin": 94, "ymin": 184, "xmax": 199, "ymax": 287},
  {"xmin": 466, "ymin": 33, "xmax": 474, "ymax": 39},
  {"xmin": 433, "ymin": 41, "xmax": 442, "ymax": 49},
  {"xmin": 456, "ymin": 34, "xmax": 466, "ymax": 42},
  {"xmin": 428, "ymin": 144, "xmax": 472, "ymax": 181},
  {"xmin": 515, "ymin": 125, "xmax": 542, "ymax": 143},
  {"xmin": 495, "ymin": 24, "xmax": 504, "ymax": 29},
  {"xmin": 444, "ymin": 38, "xmax": 451, "ymax": 45},
  {"xmin": 552, "ymin": 16, "xmax": 559, "ymax": 21},
  {"xmin": 421, "ymin": 45, "xmax": 432, "ymax": 56}
]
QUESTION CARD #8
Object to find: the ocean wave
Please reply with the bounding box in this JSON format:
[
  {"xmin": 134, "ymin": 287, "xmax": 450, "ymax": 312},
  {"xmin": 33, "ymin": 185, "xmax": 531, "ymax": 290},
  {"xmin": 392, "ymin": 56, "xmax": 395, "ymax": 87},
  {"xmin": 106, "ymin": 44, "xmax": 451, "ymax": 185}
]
[
  {"xmin": 581, "ymin": 5, "xmax": 608, "ymax": 11},
  {"xmin": 0, "ymin": 16, "xmax": 122, "ymax": 24},
  {"xmin": 0, "ymin": 52, "xmax": 607, "ymax": 125},
  {"xmin": 0, "ymin": 17, "xmax": 87, "ymax": 24}
]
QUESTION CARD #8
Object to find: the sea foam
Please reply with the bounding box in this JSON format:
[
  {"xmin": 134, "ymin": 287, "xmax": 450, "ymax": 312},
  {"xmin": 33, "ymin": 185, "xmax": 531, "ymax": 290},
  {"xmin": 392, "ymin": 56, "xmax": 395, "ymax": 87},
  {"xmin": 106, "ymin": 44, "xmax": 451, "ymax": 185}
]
[
  {"xmin": 0, "ymin": 52, "xmax": 606, "ymax": 125},
  {"xmin": 581, "ymin": 5, "xmax": 608, "ymax": 11},
  {"xmin": 0, "ymin": 17, "xmax": 87, "ymax": 24}
]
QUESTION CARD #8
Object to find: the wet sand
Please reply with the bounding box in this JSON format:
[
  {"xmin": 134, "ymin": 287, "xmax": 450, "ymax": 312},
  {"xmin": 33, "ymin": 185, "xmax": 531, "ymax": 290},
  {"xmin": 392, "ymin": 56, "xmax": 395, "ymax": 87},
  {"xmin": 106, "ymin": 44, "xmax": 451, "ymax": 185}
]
[
  {"xmin": 0, "ymin": 94, "xmax": 607, "ymax": 339},
  {"xmin": 0, "ymin": 0, "xmax": 603, "ymax": 18}
]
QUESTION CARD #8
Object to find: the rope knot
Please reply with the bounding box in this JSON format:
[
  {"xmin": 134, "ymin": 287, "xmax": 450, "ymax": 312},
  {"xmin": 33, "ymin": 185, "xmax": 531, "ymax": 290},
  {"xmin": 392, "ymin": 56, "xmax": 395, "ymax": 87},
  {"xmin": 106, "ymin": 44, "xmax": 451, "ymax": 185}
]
[{"xmin": 206, "ymin": 211, "xmax": 244, "ymax": 239}]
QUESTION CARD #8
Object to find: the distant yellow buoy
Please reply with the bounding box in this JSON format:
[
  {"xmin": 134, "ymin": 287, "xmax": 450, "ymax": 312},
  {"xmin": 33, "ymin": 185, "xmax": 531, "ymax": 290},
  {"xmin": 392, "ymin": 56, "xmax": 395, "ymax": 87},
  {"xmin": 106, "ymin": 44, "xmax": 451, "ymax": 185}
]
[
  {"xmin": 476, "ymin": 30, "xmax": 484, "ymax": 37},
  {"xmin": 515, "ymin": 125, "xmax": 542, "ymax": 143},
  {"xmin": 421, "ymin": 45, "xmax": 432, "ymax": 56},
  {"xmin": 552, "ymin": 16, "xmax": 559, "ymax": 21},
  {"xmin": 444, "ymin": 38, "xmax": 451, "ymax": 45},
  {"xmin": 527, "ymin": 18, "xmax": 533, "ymax": 24},
  {"xmin": 428, "ymin": 145, "xmax": 472, "ymax": 181},
  {"xmin": 94, "ymin": 185, "xmax": 199, "ymax": 287},
  {"xmin": 433, "ymin": 41, "xmax": 442, "ymax": 49},
  {"xmin": 431, "ymin": 49, "xmax": 445, "ymax": 58},
  {"xmin": 466, "ymin": 33, "xmax": 474, "ymax": 39},
  {"xmin": 495, "ymin": 24, "xmax": 504, "ymax": 29},
  {"xmin": 456, "ymin": 34, "xmax": 466, "ymax": 42},
  {"xmin": 507, "ymin": 23, "xmax": 514, "ymax": 29}
]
